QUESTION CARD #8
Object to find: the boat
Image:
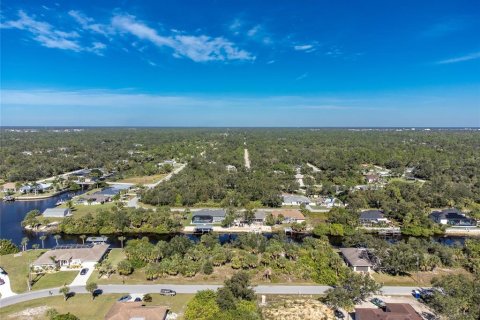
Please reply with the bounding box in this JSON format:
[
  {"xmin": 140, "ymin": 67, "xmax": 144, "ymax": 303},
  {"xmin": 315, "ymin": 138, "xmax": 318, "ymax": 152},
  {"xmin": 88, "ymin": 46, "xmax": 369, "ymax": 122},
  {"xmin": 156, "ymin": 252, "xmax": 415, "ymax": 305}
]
[
  {"xmin": 3, "ymin": 195, "xmax": 15, "ymax": 201},
  {"xmin": 55, "ymin": 200, "xmax": 65, "ymax": 206}
]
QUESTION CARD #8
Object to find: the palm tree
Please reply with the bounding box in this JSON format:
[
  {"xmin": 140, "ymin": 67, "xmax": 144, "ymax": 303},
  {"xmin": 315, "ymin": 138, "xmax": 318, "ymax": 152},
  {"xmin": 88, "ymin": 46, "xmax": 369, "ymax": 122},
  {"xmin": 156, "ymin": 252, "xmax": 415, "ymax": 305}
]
[
  {"xmin": 80, "ymin": 235, "xmax": 87, "ymax": 245},
  {"xmin": 39, "ymin": 235, "xmax": 46, "ymax": 249},
  {"xmin": 59, "ymin": 285, "xmax": 70, "ymax": 301},
  {"xmin": 53, "ymin": 234, "xmax": 61, "ymax": 246},
  {"xmin": 32, "ymin": 244, "xmax": 40, "ymax": 250},
  {"xmin": 118, "ymin": 236, "xmax": 126, "ymax": 249},
  {"xmin": 66, "ymin": 200, "xmax": 74, "ymax": 210},
  {"xmin": 21, "ymin": 237, "xmax": 29, "ymax": 251}
]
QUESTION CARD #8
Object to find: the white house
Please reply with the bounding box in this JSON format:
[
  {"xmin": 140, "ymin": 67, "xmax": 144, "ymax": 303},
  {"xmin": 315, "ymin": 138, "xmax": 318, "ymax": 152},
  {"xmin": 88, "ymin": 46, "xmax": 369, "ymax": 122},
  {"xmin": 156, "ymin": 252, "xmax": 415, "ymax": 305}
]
[
  {"xmin": 43, "ymin": 208, "xmax": 72, "ymax": 218},
  {"xmin": 282, "ymin": 194, "xmax": 315, "ymax": 206},
  {"xmin": 32, "ymin": 244, "xmax": 109, "ymax": 270}
]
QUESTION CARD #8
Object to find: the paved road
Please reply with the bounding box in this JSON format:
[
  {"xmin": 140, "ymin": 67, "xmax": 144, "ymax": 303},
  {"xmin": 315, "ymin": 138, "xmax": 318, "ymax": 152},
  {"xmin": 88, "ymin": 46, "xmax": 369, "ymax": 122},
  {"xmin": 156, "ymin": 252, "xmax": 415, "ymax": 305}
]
[
  {"xmin": 0, "ymin": 284, "xmax": 421, "ymax": 308},
  {"xmin": 146, "ymin": 163, "xmax": 186, "ymax": 189}
]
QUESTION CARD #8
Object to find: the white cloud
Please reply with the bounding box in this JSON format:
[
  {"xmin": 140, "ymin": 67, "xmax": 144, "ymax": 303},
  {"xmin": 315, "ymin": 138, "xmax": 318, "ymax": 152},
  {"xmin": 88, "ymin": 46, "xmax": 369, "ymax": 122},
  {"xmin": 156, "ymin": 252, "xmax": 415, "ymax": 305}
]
[
  {"xmin": 112, "ymin": 14, "xmax": 255, "ymax": 62},
  {"xmin": 294, "ymin": 44, "xmax": 313, "ymax": 51},
  {"xmin": 68, "ymin": 10, "xmax": 111, "ymax": 36},
  {"xmin": 437, "ymin": 51, "xmax": 480, "ymax": 64},
  {"xmin": 2, "ymin": 10, "xmax": 253, "ymax": 62},
  {"xmin": 1, "ymin": 10, "xmax": 82, "ymax": 52},
  {"xmin": 295, "ymin": 72, "xmax": 308, "ymax": 81}
]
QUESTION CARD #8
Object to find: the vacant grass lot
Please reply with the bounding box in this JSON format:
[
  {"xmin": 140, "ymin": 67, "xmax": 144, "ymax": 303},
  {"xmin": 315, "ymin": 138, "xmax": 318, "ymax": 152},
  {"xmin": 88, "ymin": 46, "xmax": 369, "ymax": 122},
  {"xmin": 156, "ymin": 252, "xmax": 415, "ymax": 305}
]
[
  {"xmin": 118, "ymin": 173, "xmax": 167, "ymax": 185},
  {"xmin": 0, "ymin": 293, "xmax": 194, "ymax": 320},
  {"xmin": 0, "ymin": 250, "xmax": 79, "ymax": 293},
  {"xmin": 372, "ymin": 268, "xmax": 471, "ymax": 286}
]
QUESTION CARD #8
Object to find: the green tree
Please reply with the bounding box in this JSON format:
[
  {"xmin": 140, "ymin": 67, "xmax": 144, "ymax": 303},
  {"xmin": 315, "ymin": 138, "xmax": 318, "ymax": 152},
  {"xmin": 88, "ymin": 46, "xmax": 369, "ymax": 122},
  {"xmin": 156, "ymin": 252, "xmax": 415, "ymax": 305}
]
[
  {"xmin": 203, "ymin": 260, "xmax": 214, "ymax": 275},
  {"xmin": 21, "ymin": 237, "xmax": 29, "ymax": 252},
  {"xmin": 184, "ymin": 290, "xmax": 220, "ymax": 320},
  {"xmin": 40, "ymin": 235, "xmax": 47, "ymax": 249},
  {"xmin": 0, "ymin": 239, "xmax": 19, "ymax": 255},
  {"xmin": 59, "ymin": 285, "xmax": 70, "ymax": 301},
  {"xmin": 86, "ymin": 282, "xmax": 98, "ymax": 300}
]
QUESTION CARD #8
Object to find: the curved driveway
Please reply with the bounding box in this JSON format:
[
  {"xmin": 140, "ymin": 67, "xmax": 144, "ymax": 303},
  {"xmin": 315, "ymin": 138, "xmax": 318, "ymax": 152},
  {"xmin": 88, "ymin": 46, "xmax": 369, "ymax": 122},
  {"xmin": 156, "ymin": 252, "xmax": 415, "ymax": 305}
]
[{"xmin": 0, "ymin": 284, "xmax": 419, "ymax": 308}]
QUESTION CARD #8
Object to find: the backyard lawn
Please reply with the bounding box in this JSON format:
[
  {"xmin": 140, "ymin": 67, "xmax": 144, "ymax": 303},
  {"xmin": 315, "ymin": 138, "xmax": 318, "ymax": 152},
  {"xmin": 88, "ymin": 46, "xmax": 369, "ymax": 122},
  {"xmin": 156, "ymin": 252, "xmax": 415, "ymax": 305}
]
[
  {"xmin": 31, "ymin": 271, "xmax": 78, "ymax": 290},
  {"xmin": 0, "ymin": 293, "xmax": 194, "ymax": 320}
]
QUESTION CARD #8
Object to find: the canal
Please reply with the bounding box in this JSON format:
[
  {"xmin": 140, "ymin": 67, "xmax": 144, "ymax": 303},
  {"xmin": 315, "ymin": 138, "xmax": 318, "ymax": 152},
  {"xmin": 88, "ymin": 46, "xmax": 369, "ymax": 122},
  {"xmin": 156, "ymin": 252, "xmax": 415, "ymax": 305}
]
[{"xmin": 0, "ymin": 193, "xmax": 471, "ymax": 249}]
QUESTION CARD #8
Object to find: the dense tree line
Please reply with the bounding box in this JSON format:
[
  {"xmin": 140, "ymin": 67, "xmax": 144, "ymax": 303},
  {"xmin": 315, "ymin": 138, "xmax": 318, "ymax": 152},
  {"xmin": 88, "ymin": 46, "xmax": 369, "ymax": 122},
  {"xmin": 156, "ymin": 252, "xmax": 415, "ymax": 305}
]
[
  {"xmin": 118, "ymin": 233, "xmax": 350, "ymax": 285},
  {"xmin": 58, "ymin": 207, "xmax": 182, "ymax": 234},
  {"xmin": 3, "ymin": 129, "xmax": 478, "ymax": 213}
]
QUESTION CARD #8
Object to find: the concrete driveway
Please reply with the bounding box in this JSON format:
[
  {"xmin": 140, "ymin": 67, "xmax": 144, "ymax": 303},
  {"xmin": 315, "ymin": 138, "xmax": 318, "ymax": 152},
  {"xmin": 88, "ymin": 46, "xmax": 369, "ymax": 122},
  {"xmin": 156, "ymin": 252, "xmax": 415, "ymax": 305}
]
[{"xmin": 69, "ymin": 262, "xmax": 96, "ymax": 286}]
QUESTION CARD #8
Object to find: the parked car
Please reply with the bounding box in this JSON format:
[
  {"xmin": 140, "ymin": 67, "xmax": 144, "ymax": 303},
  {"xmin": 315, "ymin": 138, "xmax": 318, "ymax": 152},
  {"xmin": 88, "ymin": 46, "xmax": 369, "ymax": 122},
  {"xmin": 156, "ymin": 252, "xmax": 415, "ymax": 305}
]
[
  {"xmin": 421, "ymin": 312, "xmax": 438, "ymax": 320},
  {"xmin": 370, "ymin": 297, "xmax": 386, "ymax": 308},
  {"xmin": 334, "ymin": 309, "xmax": 345, "ymax": 319},
  {"xmin": 118, "ymin": 295, "xmax": 131, "ymax": 302},
  {"xmin": 80, "ymin": 268, "xmax": 89, "ymax": 275},
  {"xmin": 134, "ymin": 297, "xmax": 142, "ymax": 302},
  {"xmin": 160, "ymin": 289, "xmax": 176, "ymax": 296}
]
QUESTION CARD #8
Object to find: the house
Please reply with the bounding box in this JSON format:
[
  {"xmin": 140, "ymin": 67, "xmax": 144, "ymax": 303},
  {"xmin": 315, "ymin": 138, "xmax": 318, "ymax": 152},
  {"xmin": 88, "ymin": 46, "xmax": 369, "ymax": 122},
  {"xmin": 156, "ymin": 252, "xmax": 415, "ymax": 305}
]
[
  {"xmin": 191, "ymin": 209, "xmax": 226, "ymax": 224},
  {"xmin": 158, "ymin": 159, "xmax": 176, "ymax": 167},
  {"xmin": 105, "ymin": 302, "xmax": 168, "ymax": 320},
  {"xmin": 282, "ymin": 194, "xmax": 315, "ymax": 206},
  {"xmin": 430, "ymin": 208, "xmax": 476, "ymax": 226},
  {"xmin": 339, "ymin": 248, "xmax": 374, "ymax": 272},
  {"xmin": 253, "ymin": 211, "xmax": 267, "ymax": 224},
  {"xmin": 365, "ymin": 174, "xmax": 380, "ymax": 183},
  {"xmin": 32, "ymin": 243, "xmax": 109, "ymax": 270},
  {"xmin": 19, "ymin": 183, "xmax": 52, "ymax": 194},
  {"xmin": 271, "ymin": 209, "xmax": 306, "ymax": 223},
  {"xmin": 19, "ymin": 185, "xmax": 32, "ymax": 194},
  {"xmin": 80, "ymin": 194, "xmax": 112, "ymax": 205},
  {"xmin": 355, "ymin": 303, "xmax": 422, "ymax": 320},
  {"xmin": 359, "ymin": 210, "xmax": 389, "ymax": 225},
  {"xmin": 226, "ymin": 165, "xmax": 237, "ymax": 172},
  {"xmin": 2, "ymin": 182, "xmax": 17, "ymax": 193},
  {"xmin": 43, "ymin": 208, "xmax": 72, "ymax": 218}
]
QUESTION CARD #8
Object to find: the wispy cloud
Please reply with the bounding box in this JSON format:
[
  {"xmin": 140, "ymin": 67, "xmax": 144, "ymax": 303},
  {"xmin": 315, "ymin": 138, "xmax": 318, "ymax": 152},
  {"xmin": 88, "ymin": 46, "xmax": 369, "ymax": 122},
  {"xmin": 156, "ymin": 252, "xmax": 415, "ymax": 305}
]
[
  {"xmin": 437, "ymin": 51, "xmax": 480, "ymax": 64},
  {"xmin": 295, "ymin": 72, "xmax": 308, "ymax": 81},
  {"xmin": 423, "ymin": 20, "xmax": 466, "ymax": 38},
  {"xmin": 68, "ymin": 10, "xmax": 111, "ymax": 36},
  {"xmin": 293, "ymin": 42, "xmax": 318, "ymax": 53},
  {"xmin": 1, "ymin": 10, "xmax": 82, "ymax": 51},
  {"xmin": 1, "ymin": 10, "xmax": 107, "ymax": 55},
  {"xmin": 111, "ymin": 14, "xmax": 255, "ymax": 62}
]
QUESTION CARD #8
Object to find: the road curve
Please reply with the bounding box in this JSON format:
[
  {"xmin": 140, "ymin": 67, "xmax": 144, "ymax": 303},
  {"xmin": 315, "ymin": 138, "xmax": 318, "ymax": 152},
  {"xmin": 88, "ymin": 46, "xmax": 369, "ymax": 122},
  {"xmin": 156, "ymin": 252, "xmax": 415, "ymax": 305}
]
[{"xmin": 0, "ymin": 284, "xmax": 421, "ymax": 308}]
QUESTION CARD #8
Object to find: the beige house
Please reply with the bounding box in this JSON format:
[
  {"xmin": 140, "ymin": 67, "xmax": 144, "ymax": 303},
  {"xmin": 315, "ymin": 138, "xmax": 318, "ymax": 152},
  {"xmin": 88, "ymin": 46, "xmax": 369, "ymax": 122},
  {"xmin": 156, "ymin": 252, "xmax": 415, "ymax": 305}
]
[
  {"xmin": 32, "ymin": 244, "xmax": 109, "ymax": 270},
  {"xmin": 2, "ymin": 182, "xmax": 17, "ymax": 193},
  {"xmin": 339, "ymin": 248, "xmax": 374, "ymax": 272},
  {"xmin": 105, "ymin": 302, "xmax": 168, "ymax": 320}
]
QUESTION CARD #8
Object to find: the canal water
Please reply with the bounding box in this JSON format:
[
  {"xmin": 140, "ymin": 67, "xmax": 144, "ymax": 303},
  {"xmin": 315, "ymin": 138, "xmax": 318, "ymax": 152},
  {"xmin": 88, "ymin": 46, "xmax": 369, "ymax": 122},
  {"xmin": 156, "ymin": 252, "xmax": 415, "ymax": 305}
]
[{"xmin": 0, "ymin": 193, "xmax": 470, "ymax": 249}]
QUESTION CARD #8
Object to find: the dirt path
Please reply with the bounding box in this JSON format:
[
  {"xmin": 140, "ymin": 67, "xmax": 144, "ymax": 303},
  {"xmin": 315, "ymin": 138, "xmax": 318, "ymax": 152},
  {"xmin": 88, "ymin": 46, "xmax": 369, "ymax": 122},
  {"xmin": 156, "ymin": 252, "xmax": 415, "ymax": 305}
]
[{"xmin": 244, "ymin": 149, "xmax": 251, "ymax": 169}]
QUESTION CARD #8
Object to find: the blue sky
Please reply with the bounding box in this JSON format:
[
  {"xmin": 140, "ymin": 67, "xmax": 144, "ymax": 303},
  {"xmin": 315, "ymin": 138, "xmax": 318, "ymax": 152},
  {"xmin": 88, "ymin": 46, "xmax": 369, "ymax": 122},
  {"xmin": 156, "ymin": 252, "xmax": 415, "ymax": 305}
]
[{"xmin": 1, "ymin": 0, "xmax": 479, "ymax": 126}]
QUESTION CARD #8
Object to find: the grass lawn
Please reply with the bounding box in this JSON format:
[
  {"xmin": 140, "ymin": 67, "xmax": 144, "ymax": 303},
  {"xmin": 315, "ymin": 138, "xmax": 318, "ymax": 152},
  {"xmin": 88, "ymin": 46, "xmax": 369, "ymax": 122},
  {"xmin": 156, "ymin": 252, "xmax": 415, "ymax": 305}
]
[
  {"xmin": 117, "ymin": 173, "xmax": 167, "ymax": 185},
  {"xmin": 372, "ymin": 268, "xmax": 471, "ymax": 286},
  {"xmin": 59, "ymin": 202, "xmax": 116, "ymax": 218},
  {"xmin": 31, "ymin": 272, "xmax": 78, "ymax": 291},
  {"xmin": 0, "ymin": 293, "xmax": 193, "ymax": 320},
  {"xmin": 0, "ymin": 250, "xmax": 46, "ymax": 293},
  {"xmin": 0, "ymin": 250, "xmax": 79, "ymax": 293},
  {"xmin": 304, "ymin": 211, "xmax": 328, "ymax": 225}
]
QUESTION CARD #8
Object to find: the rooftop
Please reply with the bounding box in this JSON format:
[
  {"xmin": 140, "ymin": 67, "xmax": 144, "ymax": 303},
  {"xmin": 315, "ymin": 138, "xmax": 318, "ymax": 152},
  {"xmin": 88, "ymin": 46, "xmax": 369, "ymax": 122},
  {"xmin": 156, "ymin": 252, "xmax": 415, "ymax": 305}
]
[
  {"xmin": 355, "ymin": 303, "xmax": 422, "ymax": 320},
  {"xmin": 105, "ymin": 302, "xmax": 168, "ymax": 320},
  {"xmin": 33, "ymin": 243, "xmax": 109, "ymax": 266},
  {"xmin": 282, "ymin": 194, "xmax": 312, "ymax": 203},
  {"xmin": 192, "ymin": 209, "xmax": 226, "ymax": 217},
  {"xmin": 339, "ymin": 248, "xmax": 373, "ymax": 267},
  {"xmin": 360, "ymin": 210, "xmax": 385, "ymax": 220}
]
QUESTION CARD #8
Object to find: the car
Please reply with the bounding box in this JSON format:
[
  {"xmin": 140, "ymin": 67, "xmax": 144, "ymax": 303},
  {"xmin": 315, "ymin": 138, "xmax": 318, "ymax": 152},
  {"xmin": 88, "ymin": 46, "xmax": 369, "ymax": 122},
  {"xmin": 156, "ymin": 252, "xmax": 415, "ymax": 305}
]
[
  {"xmin": 334, "ymin": 309, "xmax": 345, "ymax": 319},
  {"xmin": 118, "ymin": 295, "xmax": 131, "ymax": 302},
  {"xmin": 370, "ymin": 297, "xmax": 386, "ymax": 308},
  {"xmin": 80, "ymin": 268, "xmax": 89, "ymax": 275},
  {"xmin": 160, "ymin": 289, "xmax": 176, "ymax": 296},
  {"xmin": 134, "ymin": 297, "xmax": 142, "ymax": 302}
]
